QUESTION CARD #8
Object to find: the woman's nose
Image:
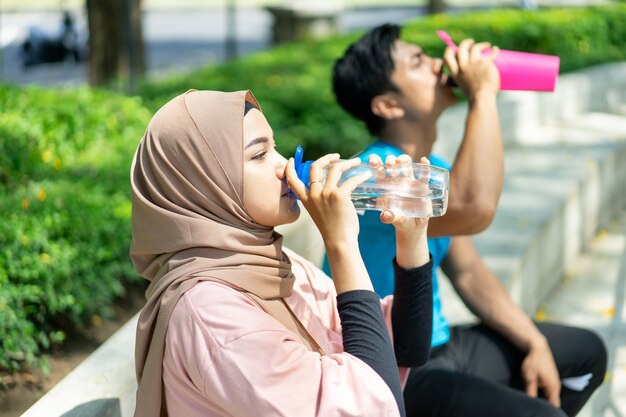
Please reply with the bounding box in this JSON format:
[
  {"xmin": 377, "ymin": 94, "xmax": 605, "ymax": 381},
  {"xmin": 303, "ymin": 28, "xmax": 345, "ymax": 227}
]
[{"xmin": 275, "ymin": 154, "xmax": 288, "ymax": 179}]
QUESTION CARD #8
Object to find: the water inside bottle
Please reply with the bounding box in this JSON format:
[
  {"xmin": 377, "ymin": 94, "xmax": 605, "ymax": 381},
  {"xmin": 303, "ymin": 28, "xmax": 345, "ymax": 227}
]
[
  {"xmin": 333, "ymin": 163, "xmax": 449, "ymax": 218},
  {"xmin": 351, "ymin": 192, "xmax": 447, "ymax": 218}
]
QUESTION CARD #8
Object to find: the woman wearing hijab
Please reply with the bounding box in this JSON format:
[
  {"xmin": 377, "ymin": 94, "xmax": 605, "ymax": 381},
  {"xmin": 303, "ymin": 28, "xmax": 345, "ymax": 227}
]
[{"xmin": 130, "ymin": 89, "xmax": 434, "ymax": 417}]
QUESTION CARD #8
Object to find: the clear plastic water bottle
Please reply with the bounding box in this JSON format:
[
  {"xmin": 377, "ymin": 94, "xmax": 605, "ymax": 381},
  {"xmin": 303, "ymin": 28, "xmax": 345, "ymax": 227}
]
[{"xmin": 292, "ymin": 146, "xmax": 449, "ymax": 218}]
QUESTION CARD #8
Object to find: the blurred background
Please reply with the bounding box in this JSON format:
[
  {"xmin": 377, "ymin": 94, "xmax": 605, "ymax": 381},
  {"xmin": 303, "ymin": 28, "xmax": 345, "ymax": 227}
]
[{"xmin": 0, "ymin": 0, "xmax": 613, "ymax": 86}]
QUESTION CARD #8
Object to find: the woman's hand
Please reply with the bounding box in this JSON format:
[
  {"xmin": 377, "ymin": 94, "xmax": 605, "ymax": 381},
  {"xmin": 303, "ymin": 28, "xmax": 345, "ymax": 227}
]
[
  {"xmin": 368, "ymin": 154, "xmax": 431, "ymax": 235},
  {"xmin": 369, "ymin": 154, "xmax": 431, "ymax": 269},
  {"xmin": 286, "ymin": 154, "xmax": 375, "ymax": 294},
  {"xmin": 285, "ymin": 154, "xmax": 371, "ymax": 252}
]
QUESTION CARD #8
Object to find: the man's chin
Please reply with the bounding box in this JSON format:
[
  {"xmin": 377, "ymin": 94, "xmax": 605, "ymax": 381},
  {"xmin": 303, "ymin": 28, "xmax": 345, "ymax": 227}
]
[{"xmin": 434, "ymin": 93, "xmax": 457, "ymax": 116}]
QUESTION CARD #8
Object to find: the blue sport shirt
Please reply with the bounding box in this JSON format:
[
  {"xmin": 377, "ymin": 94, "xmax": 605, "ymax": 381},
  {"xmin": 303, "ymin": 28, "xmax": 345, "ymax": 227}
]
[{"xmin": 322, "ymin": 140, "xmax": 452, "ymax": 347}]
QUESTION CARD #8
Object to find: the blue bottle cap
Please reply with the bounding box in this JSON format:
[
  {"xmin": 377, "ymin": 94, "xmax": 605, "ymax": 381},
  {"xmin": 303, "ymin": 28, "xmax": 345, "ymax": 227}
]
[{"xmin": 293, "ymin": 145, "xmax": 314, "ymax": 190}]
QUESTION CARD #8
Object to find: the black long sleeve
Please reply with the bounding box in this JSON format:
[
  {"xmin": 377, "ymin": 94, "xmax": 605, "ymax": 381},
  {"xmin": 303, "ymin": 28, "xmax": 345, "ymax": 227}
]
[
  {"xmin": 337, "ymin": 290, "xmax": 406, "ymax": 417},
  {"xmin": 391, "ymin": 257, "xmax": 433, "ymax": 367}
]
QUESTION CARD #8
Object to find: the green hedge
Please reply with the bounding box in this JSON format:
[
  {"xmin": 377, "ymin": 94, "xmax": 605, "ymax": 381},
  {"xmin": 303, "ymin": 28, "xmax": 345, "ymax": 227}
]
[
  {"xmin": 0, "ymin": 85, "xmax": 150, "ymax": 374},
  {"xmin": 1, "ymin": 4, "xmax": 625, "ymax": 376},
  {"xmin": 139, "ymin": 4, "xmax": 626, "ymax": 159}
]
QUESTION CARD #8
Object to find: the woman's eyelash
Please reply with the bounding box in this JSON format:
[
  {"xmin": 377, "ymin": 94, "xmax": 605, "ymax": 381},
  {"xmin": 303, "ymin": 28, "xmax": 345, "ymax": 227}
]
[
  {"xmin": 251, "ymin": 144, "xmax": 276, "ymax": 160},
  {"xmin": 252, "ymin": 151, "xmax": 267, "ymax": 160}
]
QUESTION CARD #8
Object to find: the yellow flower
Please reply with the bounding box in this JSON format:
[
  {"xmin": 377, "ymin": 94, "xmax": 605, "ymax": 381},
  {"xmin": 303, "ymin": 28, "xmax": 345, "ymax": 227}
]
[
  {"xmin": 53, "ymin": 158, "xmax": 63, "ymax": 170},
  {"xmin": 20, "ymin": 236, "xmax": 30, "ymax": 246},
  {"xmin": 91, "ymin": 315, "xmax": 103, "ymax": 328},
  {"xmin": 42, "ymin": 150, "xmax": 53, "ymax": 163},
  {"xmin": 39, "ymin": 253, "xmax": 51, "ymax": 264},
  {"xmin": 534, "ymin": 307, "xmax": 548, "ymax": 322},
  {"xmin": 602, "ymin": 306, "xmax": 615, "ymax": 318},
  {"xmin": 21, "ymin": 199, "xmax": 30, "ymax": 210},
  {"xmin": 37, "ymin": 189, "xmax": 47, "ymax": 202}
]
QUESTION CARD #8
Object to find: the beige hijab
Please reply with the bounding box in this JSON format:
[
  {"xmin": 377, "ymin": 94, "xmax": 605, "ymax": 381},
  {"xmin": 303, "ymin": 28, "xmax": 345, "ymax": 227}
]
[{"xmin": 130, "ymin": 90, "xmax": 319, "ymax": 417}]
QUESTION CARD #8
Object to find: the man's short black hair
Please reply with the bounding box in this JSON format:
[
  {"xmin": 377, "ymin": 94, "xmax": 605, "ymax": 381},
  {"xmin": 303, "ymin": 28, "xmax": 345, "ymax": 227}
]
[{"xmin": 332, "ymin": 23, "xmax": 401, "ymax": 136}]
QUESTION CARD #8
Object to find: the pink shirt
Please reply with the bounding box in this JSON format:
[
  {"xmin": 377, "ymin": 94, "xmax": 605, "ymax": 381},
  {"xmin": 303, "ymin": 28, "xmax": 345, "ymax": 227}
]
[{"xmin": 163, "ymin": 249, "xmax": 406, "ymax": 417}]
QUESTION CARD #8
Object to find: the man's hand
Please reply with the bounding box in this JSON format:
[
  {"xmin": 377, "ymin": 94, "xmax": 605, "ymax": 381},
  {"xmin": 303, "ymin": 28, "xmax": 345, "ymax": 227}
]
[
  {"xmin": 521, "ymin": 338, "xmax": 561, "ymax": 408},
  {"xmin": 443, "ymin": 39, "xmax": 500, "ymax": 101}
]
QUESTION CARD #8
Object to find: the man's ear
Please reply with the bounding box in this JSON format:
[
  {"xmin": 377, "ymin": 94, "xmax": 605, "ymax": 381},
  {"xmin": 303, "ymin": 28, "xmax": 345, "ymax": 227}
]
[{"xmin": 371, "ymin": 94, "xmax": 405, "ymax": 120}]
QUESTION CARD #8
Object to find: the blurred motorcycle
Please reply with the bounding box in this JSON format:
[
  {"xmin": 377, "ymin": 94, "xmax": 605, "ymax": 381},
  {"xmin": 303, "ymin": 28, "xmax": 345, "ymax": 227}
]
[{"xmin": 20, "ymin": 11, "xmax": 86, "ymax": 67}]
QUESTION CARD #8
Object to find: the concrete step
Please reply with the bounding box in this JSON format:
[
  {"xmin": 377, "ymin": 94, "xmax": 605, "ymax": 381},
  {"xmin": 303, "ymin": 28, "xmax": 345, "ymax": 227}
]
[
  {"xmin": 517, "ymin": 112, "xmax": 626, "ymax": 146},
  {"xmin": 20, "ymin": 314, "xmax": 139, "ymax": 417},
  {"xmin": 473, "ymin": 132, "xmax": 626, "ymax": 314},
  {"xmin": 440, "ymin": 115, "xmax": 626, "ymax": 322},
  {"xmin": 539, "ymin": 208, "xmax": 626, "ymax": 417}
]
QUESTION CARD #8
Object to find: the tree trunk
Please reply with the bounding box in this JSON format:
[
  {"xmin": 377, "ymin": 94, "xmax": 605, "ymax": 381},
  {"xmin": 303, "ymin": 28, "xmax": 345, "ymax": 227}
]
[
  {"xmin": 86, "ymin": 0, "xmax": 144, "ymax": 87},
  {"xmin": 225, "ymin": 0, "xmax": 237, "ymax": 60},
  {"xmin": 427, "ymin": 0, "xmax": 446, "ymax": 14}
]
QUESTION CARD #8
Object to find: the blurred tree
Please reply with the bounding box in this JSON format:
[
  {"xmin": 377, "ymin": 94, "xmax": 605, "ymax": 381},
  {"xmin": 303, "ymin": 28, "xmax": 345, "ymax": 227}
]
[
  {"xmin": 86, "ymin": 0, "xmax": 145, "ymax": 88},
  {"xmin": 225, "ymin": 0, "xmax": 238, "ymax": 60},
  {"xmin": 519, "ymin": 0, "xmax": 538, "ymax": 9},
  {"xmin": 428, "ymin": 0, "xmax": 446, "ymax": 14}
]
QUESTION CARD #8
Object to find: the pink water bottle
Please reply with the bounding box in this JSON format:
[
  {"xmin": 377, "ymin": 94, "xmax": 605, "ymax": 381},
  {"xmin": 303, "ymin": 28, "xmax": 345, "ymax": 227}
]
[{"xmin": 437, "ymin": 30, "xmax": 560, "ymax": 92}]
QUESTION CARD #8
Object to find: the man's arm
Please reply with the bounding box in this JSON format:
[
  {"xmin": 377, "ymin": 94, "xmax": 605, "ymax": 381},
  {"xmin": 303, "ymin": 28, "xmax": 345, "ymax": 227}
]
[
  {"xmin": 429, "ymin": 92, "xmax": 503, "ymax": 237},
  {"xmin": 429, "ymin": 41, "xmax": 504, "ymax": 237},
  {"xmin": 440, "ymin": 236, "xmax": 561, "ymax": 407}
]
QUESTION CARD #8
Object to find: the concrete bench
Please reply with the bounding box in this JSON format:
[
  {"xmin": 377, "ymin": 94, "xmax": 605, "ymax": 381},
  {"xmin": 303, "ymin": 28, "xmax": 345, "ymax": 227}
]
[
  {"xmin": 20, "ymin": 314, "xmax": 138, "ymax": 417},
  {"xmin": 265, "ymin": 2, "xmax": 342, "ymax": 45},
  {"xmin": 20, "ymin": 61, "xmax": 626, "ymax": 417}
]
